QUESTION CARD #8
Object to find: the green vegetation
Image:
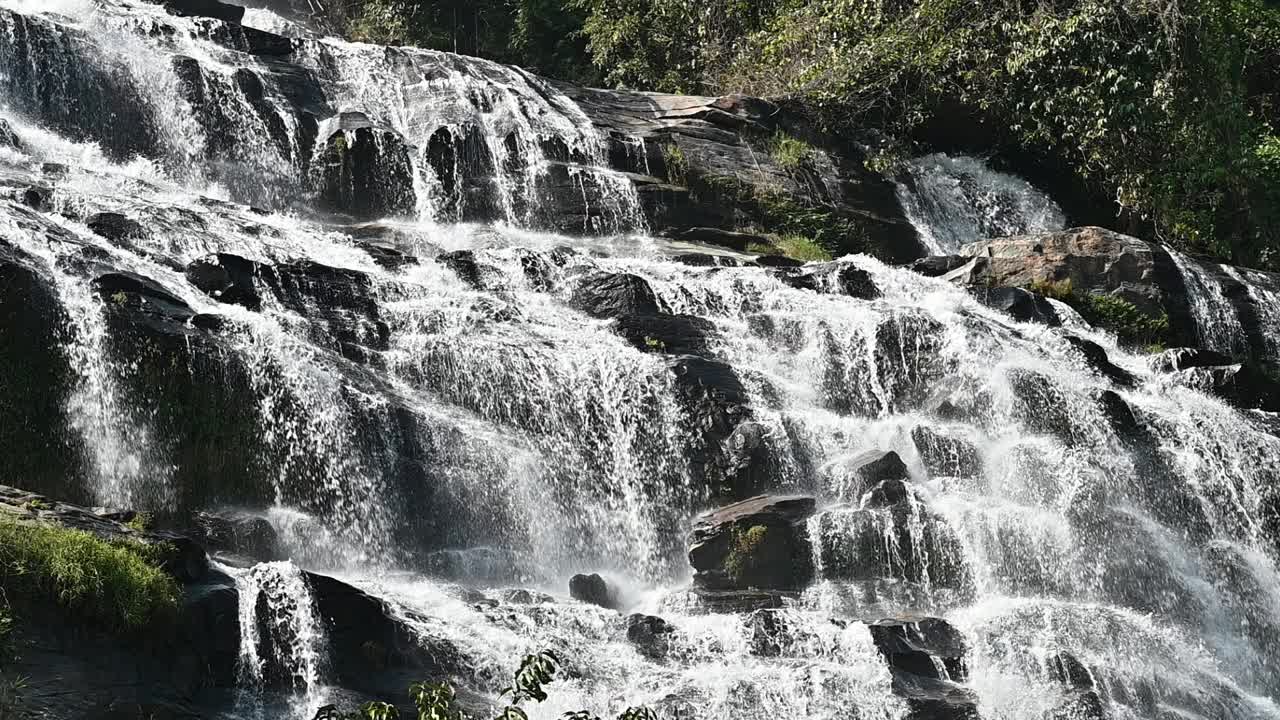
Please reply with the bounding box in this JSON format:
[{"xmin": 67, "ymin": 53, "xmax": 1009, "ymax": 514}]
[
  {"xmin": 699, "ymin": 174, "xmax": 863, "ymax": 257},
  {"xmin": 125, "ymin": 512, "xmax": 152, "ymax": 532},
  {"xmin": 724, "ymin": 524, "xmax": 770, "ymax": 583},
  {"xmin": 661, "ymin": 143, "xmax": 688, "ymax": 186},
  {"xmin": 0, "ymin": 518, "xmax": 179, "ymax": 632},
  {"xmin": 316, "ymin": 651, "xmax": 655, "ymax": 720},
  {"xmin": 22, "ymin": 498, "xmax": 51, "ymax": 512},
  {"xmin": 1030, "ymin": 278, "xmax": 1170, "ymax": 349},
  {"xmin": 773, "ymin": 235, "xmax": 832, "ymax": 262},
  {"xmin": 337, "ymin": 0, "xmax": 1280, "ymax": 271},
  {"xmin": 768, "ymin": 131, "xmax": 815, "ymax": 171}
]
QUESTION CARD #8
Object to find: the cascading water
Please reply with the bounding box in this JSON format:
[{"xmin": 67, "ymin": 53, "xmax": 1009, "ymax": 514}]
[
  {"xmin": 895, "ymin": 153, "xmax": 1067, "ymax": 255},
  {"xmin": 3, "ymin": 2, "xmax": 1280, "ymax": 720}
]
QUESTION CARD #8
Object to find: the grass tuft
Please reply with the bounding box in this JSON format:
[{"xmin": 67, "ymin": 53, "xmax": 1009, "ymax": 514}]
[
  {"xmin": 0, "ymin": 518, "xmax": 179, "ymax": 632},
  {"xmin": 769, "ymin": 131, "xmax": 815, "ymax": 171}
]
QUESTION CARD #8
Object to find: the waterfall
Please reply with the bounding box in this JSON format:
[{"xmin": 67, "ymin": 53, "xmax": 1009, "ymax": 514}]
[
  {"xmin": 3, "ymin": 2, "xmax": 1280, "ymax": 719},
  {"xmin": 895, "ymin": 153, "xmax": 1066, "ymax": 254},
  {"xmin": 233, "ymin": 561, "xmax": 330, "ymax": 717}
]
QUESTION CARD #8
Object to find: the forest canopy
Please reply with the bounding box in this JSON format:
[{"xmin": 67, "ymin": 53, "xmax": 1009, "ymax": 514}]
[{"xmin": 338, "ymin": 0, "xmax": 1280, "ymax": 270}]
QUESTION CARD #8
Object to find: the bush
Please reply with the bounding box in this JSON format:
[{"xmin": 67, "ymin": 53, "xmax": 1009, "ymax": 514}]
[
  {"xmin": 0, "ymin": 519, "xmax": 179, "ymax": 631},
  {"xmin": 1029, "ymin": 278, "xmax": 1170, "ymax": 349}
]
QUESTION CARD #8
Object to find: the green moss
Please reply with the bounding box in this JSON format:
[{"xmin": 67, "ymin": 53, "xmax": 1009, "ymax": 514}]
[
  {"xmin": 774, "ymin": 234, "xmax": 833, "ymax": 262},
  {"xmin": 643, "ymin": 336, "xmax": 666, "ymax": 352},
  {"xmin": 662, "ymin": 143, "xmax": 688, "ymax": 186},
  {"xmin": 1028, "ymin": 278, "xmax": 1169, "ymax": 350},
  {"xmin": 724, "ymin": 524, "xmax": 770, "ymax": 582},
  {"xmin": 124, "ymin": 512, "xmax": 152, "ymax": 532},
  {"xmin": 696, "ymin": 173, "xmax": 863, "ymax": 258},
  {"xmin": 769, "ymin": 131, "xmax": 815, "ymax": 171},
  {"xmin": 23, "ymin": 498, "xmax": 52, "ymax": 512},
  {"xmin": 0, "ymin": 518, "xmax": 180, "ymax": 632}
]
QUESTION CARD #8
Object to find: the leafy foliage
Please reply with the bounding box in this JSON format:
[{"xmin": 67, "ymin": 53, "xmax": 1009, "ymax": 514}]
[
  {"xmin": 1029, "ymin": 278, "xmax": 1170, "ymax": 349},
  {"xmin": 0, "ymin": 518, "xmax": 179, "ymax": 631}
]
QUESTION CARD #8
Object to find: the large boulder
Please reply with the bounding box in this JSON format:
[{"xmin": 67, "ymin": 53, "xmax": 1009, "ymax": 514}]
[
  {"xmin": 1176, "ymin": 364, "xmax": 1280, "ymax": 412},
  {"xmin": 688, "ymin": 495, "xmax": 817, "ymax": 591},
  {"xmin": 969, "ymin": 286, "xmax": 1061, "ymax": 326},
  {"xmin": 626, "ymin": 614, "xmax": 675, "ymax": 660},
  {"xmin": 157, "ymin": 0, "xmax": 247, "ymax": 23}
]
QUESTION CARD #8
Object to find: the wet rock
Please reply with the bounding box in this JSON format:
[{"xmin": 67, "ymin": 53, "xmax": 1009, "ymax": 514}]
[
  {"xmin": 869, "ymin": 617, "xmax": 968, "ymax": 681},
  {"xmin": 500, "ymin": 588, "xmax": 554, "ymax": 605},
  {"xmin": 667, "ymin": 227, "xmax": 771, "ymax": 251},
  {"xmin": 671, "ymin": 253, "xmax": 743, "ymax": 267},
  {"xmin": 93, "ymin": 272, "xmax": 196, "ymax": 326},
  {"xmin": 1047, "ymin": 651, "xmax": 1095, "ymax": 690},
  {"xmin": 869, "ymin": 617, "xmax": 980, "ymax": 720},
  {"xmin": 1064, "ymin": 336, "xmax": 1135, "ymax": 387},
  {"xmin": 569, "ymin": 573, "xmax": 619, "ymax": 610},
  {"xmin": 613, "ymin": 312, "xmax": 715, "ymax": 355},
  {"xmin": 157, "ymin": 0, "xmax": 247, "ymax": 23},
  {"xmin": 357, "ymin": 240, "xmax": 418, "ymax": 270},
  {"xmin": 688, "ymin": 495, "xmax": 816, "ymax": 591},
  {"xmin": 813, "ymin": 483, "xmax": 970, "ymax": 591},
  {"xmin": 688, "ymin": 588, "xmax": 798, "ymax": 614},
  {"xmin": 438, "ymin": 250, "xmax": 484, "ymax": 288},
  {"xmin": 626, "ymin": 614, "xmax": 674, "ymax": 659},
  {"xmin": 1045, "ymin": 652, "xmax": 1107, "ymax": 720},
  {"xmin": 1150, "ymin": 347, "xmax": 1234, "ymax": 373},
  {"xmin": 908, "ymin": 255, "xmax": 969, "ymax": 277},
  {"xmin": 836, "ymin": 449, "xmax": 910, "ymax": 496},
  {"xmin": 779, "ymin": 262, "xmax": 880, "ymax": 300},
  {"xmin": 21, "ymin": 185, "xmax": 52, "ymax": 211},
  {"xmin": 87, "ymin": 212, "xmax": 147, "ymax": 243},
  {"xmin": 969, "ymin": 286, "xmax": 1061, "ymax": 326},
  {"xmin": 1177, "ymin": 364, "xmax": 1280, "ymax": 412},
  {"xmin": 745, "ymin": 608, "xmax": 792, "ymax": 657},
  {"xmin": 756, "ymin": 255, "xmax": 804, "ymax": 269},
  {"xmin": 185, "ymin": 253, "xmax": 266, "ymax": 310},
  {"xmin": 571, "ymin": 272, "xmax": 661, "ymax": 319},
  {"xmin": 671, "ymin": 356, "xmax": 753, "ymax": 491},
  {"xmin": 192, "ymin": 510, "xmax": 281, "ymax": 561},
  {"xmin": 304, "ymin": 571, "xmax": 465, "ymax": 695},
  {"xmin": 0, "ymin": 118, "xmax": 20, "ymax": 151},
  {"xmin": 1007, "ymin": 369, "xmax": 1075, "ymax": 440},
  {"xmin": 319, "ymin": 114, "xmax": 417, "ymax": 219},
  {"xmin": 911, "ymin": 425, "xmax": 983, "ymax": 479}
]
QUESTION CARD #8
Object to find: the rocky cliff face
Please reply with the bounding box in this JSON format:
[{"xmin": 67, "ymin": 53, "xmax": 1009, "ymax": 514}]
[{"xmin": 2, "ymin": 2, "xmax": 1280, "ymax": 720}]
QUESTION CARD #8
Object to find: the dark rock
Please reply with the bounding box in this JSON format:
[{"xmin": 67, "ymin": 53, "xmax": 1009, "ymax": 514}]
[
  {"xmin": 87, "ymin": 212, "xmax": 147, "ymax": 243},
  {"xmin": 1007, "ymin": 369, "xmax": 1075, "ymax": 440},
  {"xmin": 779, "ymin": 262, "xmax": 880, "ymax": 300},
  {"xmin": 571, "ymin": 272, "xmax": 661, "ymax": 319},
  {"xmin": 93, "ymin": 272, "xmax": 196, "ymax": 327},
  {"xmin": 0, "ymin": 118, "xmax": 20, "ymax": 151},
  {"xmin": 438, "ymin": 250, "xmax": 484, "ymax": 288},
  {"xmin": 1064, "ymin": 336, "xmax": 1135, "ymax": 387},
  {"xmin": 756, "ymin": 255, "xmax": 804, "ymax": 268},
  {"xmin": 969, "ymin": 286, "xmax": 1061, "ymax": 326},
  {"xmin": 21, "ymin": 185, "xmax": 52, "ymax": 211},
  {"xmin": 1150, "ymin": 347, "xmax": 1234, "ymax": 373},
  {"xmin": 626, "ymin": 614, "xmax": 674, "ymax": 659},
  {"xmin": 159, "ymin": 0, "xmax": 247, "ymax": 23},
  {"xmin": 812, "ymin": 485, "xmax": 970, "ymax": 591},
  {"xmin": 613, "ymin": 312, "xmax": 715, "ymax": 355},
  {"xmin": 911, "ymin": 425, "xmax": 983, "ymax": 479},
  {"xmin": 306, "ymin": 571, "xmax": 465, "ymax": 694},
  {"xmin": 908, "ymin": 256, "xmax": 970, "ymax": 277},
  {"xmin": 671, "ymin": 356, "xmax": 754, "ymax": 491},
  {"xmin": 319, "ymin": 117, "xmax": 417, "ymax": 219},
  {"xmin": 869, "ymin": 617, "xmax": 978, "ymax": 720},
  {"xmin": 1177, "ymin": 364, "xmax": 1280, "ymax": 412},
  {"xmin": 688, "ymin": 588, "xmax": 798, "ymax": 614},
  {"xmin": 357, "ymin": 241, "xmax": 418, "ymax": 270},
  {"xmin": 1047, "ymin": 651, "xmax": 1094, "ymax": 690},
  {"xmin": 667, "ymin": 227, "xmax": 771, "ymax": 251},
  {"xmin": 569, "ymin": 573, "xmax": 619, "ymax": 610},
  {"xmin": 688, "ymin": 495, "xmax": 816, "ymax": 591},
  {"xmin": 192, "ymin": 510, "xmax": 281, "ymax": 561},
  {"xmin": 671, "ymin": 253, "xmax": 742, "ymax": 267},
  {"xmin": 745, "ymin": 608, "xmax": 791, "ymax": 657},
  {"xmin": 186, "ymin": 253, "xmax": 266, "ymax": 310},
  {"xmin": 844, "ymin": 449, "xmax": 910, "ymax": 493},
  {"xmin": 1046, "ymin": 652, "xmax": 1107, "ymax": 720}
]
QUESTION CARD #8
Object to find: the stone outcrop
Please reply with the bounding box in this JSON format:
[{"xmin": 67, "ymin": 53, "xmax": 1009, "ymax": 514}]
[
  {"xmin": 869, "ymin": 617, "xmax": 980, "ymax": 720},
  {"xmin": 688, "ymin": 495, "xmax": 817, "ymax": 591}
]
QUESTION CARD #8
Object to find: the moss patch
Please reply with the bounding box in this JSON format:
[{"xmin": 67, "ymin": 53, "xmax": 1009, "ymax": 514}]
[
  {"xmin": 695, "ymin": 174, "xmax": 868, "ymax": 258},
  {"xmin": 0, "ymin": 518, "xmax": 180, "ymax": 632},
  {"xmin": 1029, "ymin": 278, "xmax": 1170, "ymax": 349},
  {"xmin": 724, "ymin": 524, "xmax": 771, "ymax": 583}
]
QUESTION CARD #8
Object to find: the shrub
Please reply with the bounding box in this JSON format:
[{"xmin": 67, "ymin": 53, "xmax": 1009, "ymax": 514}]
[
  {"xmin": 661, "ymin": 143, "xmax": 688, "ymax": 186},
  {"xmin": 1028, "ymin": 278, "xmax": 1169, "ymax": 349},
  {"xmin": 0, "ymin": 519, "xmax": 180, "ymax": 632}
]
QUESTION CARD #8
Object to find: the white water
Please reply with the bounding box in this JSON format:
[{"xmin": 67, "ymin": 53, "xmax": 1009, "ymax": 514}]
[
  {"xmin": 2, "ymin": 3, "xmax": 1280, "ymax": 720},
  {"xmin": 895, "ymin": 153, "xmax": 1067, "ymax": 255}
]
